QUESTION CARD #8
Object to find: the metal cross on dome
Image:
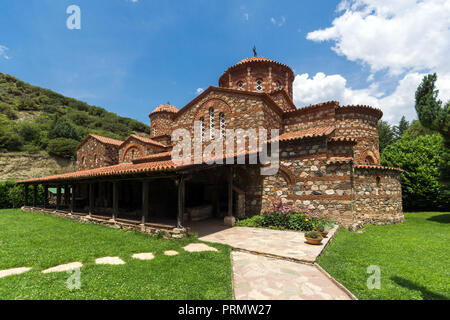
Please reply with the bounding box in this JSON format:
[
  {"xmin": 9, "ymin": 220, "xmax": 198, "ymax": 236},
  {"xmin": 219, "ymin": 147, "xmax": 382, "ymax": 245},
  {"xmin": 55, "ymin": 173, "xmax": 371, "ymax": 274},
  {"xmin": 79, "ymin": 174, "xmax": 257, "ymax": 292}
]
[{"xmin": 253, "ymin": 46, "xmax": 257, "ymax": 57}]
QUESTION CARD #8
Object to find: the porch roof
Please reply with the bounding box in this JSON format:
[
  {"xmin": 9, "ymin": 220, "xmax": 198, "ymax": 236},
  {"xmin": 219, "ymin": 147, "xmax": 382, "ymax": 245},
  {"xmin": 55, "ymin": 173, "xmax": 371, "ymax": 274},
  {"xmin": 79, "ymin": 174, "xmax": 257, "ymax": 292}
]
[{"xmin": 17, "ymin": 159, "xmax": 179, "ymax": 184}]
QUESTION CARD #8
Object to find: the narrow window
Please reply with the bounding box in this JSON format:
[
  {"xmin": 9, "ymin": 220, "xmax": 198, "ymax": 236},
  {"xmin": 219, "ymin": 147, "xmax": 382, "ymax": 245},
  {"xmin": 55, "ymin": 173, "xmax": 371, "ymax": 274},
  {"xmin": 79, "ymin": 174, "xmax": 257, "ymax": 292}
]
[
  {"xmin": 376, "ymin": 176, "xmax": 381, "ymax": 187},
  {"xmin": 209, "ymin": 108, "xmax": 215, "ymax": 139},
  {"xmin": 131, "ymin": 149, "xmax": 135, "ymax": 160},
  {"xmin": 275, "ymin": 81, "xmax": 281, "ymax": 90},
  {"xmin": 82, "ymin": 156, "xmax": 86, "ymax": 165},
  {"xmin": 200, "ymin": 117, "xmax": 205, "ymax": 141},
  {"xmin": 256, "ymin": 79, "xmax": 263, "ymax": 91},
  {"xmin": 94, "ymin": 155, "xmax": 98, "ymax": 165},
  {"xmin": 220, "ymin": 113, "xmax": 225, "ymax": 138},
  {"xmin": 153, "ymin": 128, "xmax": 157, "ymax": 136},
  {"xmin": 237, "ymin": 81, "xmax": 244, "ymax": 90}
]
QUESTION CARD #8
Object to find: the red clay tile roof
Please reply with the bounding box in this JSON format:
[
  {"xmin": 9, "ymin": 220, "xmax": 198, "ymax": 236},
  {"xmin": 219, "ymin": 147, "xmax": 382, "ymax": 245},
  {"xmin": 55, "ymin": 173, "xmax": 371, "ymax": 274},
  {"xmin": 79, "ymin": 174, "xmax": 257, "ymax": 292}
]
[
  {"xmin": 354, "ymin": 164, "xmax": 403, "ymax": 172},
  {"xmin": 17, "ymin": 160, "xmax": 178, "ymax": 184},
  {"xmin": 76, "ymin": 134, "xmax": 123, "ymax": 150},
  {"xmin": 132, "ymin": 151, "xmax": 172, "ymax": 164},
  {"xmin": 149, "ymin": 104, "xmax": 179, "ymax": 116},
  {"xmin": 219, "ymin": 56, "xmax": 294, "ymax": 84},
  {"xmin": 327, "ymin": 157, "xmax": 353, "ymax": 164},
  {"xmin": 275, "ymin": 127, "xmax": 335, "ymax": 142},
  {"xmin": 120, "ymin": 134, "xmax": 167, "ymax": 148},
  {"xmin": 337, "ymin": 105, "xmax": 383, "ymax": 119}
]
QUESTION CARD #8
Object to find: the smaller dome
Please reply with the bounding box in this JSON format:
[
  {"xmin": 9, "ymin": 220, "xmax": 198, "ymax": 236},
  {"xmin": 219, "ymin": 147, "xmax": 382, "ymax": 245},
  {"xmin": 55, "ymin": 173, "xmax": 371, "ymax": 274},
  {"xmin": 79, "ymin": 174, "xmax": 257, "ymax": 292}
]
[
  {"xmin": 235, "ymin": 56, "xmax": 273, "ymax": 65},
  {"xmin": 150, "ymin": 104, "xmax": 178, "ymax": 116}
]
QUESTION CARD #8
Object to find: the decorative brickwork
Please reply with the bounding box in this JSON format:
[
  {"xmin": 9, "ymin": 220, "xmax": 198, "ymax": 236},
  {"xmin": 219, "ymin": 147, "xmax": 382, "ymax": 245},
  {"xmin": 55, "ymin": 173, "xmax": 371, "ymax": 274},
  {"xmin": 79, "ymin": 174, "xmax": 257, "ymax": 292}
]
[{"xmin": 21, "ymin": 55, "xmax": 404, "ymax": 228}]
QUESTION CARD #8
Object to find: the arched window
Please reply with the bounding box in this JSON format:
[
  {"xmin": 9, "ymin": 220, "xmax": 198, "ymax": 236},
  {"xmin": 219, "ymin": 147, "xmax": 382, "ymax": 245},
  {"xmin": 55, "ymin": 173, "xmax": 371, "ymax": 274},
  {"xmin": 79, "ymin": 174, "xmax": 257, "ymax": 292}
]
[
  {"xmin": 237, "ymin": 81, "xmax": 244, "ymax": 90},
  {"xmin": 209, "ymin": 108, "xmax": 215, "ymax": 139},
  {"xmin": 152, "ymin": 128, "xmax": 157, "ymax": 136},
  {"xmin": 275, "ymin": 81, "xmax": 281, "ymax": 90},
  {"xmin": 256, "ymin": 79, "xmax": 263, "ymax": 91},
  {"xmin": 94, "ymin": 155, "xmax": 98, "ymax": 165},
  {"xmin": 82, "ymin": 156, "xmax": 86, "ymax": 166},
  {"xmin": 200, "ymin": 117, "xmax": 205, "ymax": 141},
  {"xmin": 220, "ymin": 113, "xmax": 225, "ymax": 138},
  {"xmin": 365, "ymin": 156, "xmax": 375, "ymax": 165},
  {"xmin": 131, "ymin": 149, "xmax": 135, "ymax": 160}
]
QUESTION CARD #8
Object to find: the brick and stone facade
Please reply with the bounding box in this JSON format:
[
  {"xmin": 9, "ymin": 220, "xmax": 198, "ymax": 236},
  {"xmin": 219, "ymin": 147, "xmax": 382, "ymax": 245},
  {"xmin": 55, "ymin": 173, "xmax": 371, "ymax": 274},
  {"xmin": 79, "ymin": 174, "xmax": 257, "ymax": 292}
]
[{"xmin": 23, "ymin": 56, "xmax": 404, "ymax": 228}]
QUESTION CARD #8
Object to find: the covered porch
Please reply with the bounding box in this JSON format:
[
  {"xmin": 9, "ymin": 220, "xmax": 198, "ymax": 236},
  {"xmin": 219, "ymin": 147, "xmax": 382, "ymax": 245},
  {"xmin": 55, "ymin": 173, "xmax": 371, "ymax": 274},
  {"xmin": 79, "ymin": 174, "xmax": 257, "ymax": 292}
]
[{"xmin": 19, "ymin": 164, "xmax": 251, "ymax": 234}]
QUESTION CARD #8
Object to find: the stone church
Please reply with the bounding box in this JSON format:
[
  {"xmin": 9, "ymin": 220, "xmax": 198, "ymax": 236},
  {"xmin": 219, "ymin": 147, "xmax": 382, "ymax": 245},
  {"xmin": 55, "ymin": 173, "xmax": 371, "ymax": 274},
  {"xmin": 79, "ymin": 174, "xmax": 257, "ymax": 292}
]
[{"xmin": 19, "ymin": 56, "xmax": 404, "ymax": 232}]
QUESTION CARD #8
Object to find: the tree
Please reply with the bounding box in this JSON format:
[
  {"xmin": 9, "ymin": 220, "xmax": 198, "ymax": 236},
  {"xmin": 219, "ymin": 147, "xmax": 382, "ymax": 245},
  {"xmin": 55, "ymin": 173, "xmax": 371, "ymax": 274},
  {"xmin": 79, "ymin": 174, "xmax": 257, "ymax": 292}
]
[
  {"xmin": 403, "ymin": 120, "xmax": 437, "ymax": 140},
  {"xmin": 47, "ymin": 138, "xmax": 79, "ymax": 159},
  {"xmin": 415, "ymin": 73, "xmax": 449, "ymax": 138},
  {"xmin": 393, "ymin": 116, "xmax": 409, "ymax": 140},
  {"xmin": 381, "ymin": 134, "xmax": 449, "ymax": 211},
  {"xmin": 378, "ymin": 120, "xmax": 395, "ymax": 153},
  {"xmin": 415, "ymin": 73, "xmax": 450, "ymax": 182},
  {"xmin": 49, "ymin": 116, "xmax": 79, "ymax": 140}
]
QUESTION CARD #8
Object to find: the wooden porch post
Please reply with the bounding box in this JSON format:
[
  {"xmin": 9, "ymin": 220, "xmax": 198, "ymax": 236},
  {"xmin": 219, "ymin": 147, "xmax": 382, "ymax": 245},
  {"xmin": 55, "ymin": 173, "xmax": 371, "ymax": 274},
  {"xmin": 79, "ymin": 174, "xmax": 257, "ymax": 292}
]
[
  {"xmin": 177, "ymin": 176, "xmax": 185, "ymax": 229},
  {"xmin": 224, "ymin": 166, "xmax": 236, "ymax": 226},
  {"xmin": 33, "ymin": 184, "xmax": 37, "ymax": 207},
  {"xmin": 64, "ymin": 185, "xmax": 70, "ymax": 207},
  {"xmin": 70, "ymin": 184, "xmax": 74, "ymax": 213},
  {"xmin": 56, "ymin": 186, "xmax": 62, "ymax": 210},
  {"xmin": 113, "ymin": 181, "xmax": 119, "ymax": 220},
  {"xmin": 141, "ymin": 181, "xmax": 149, "ymax": 224},
  {"xmin": 228, "ymin": 167, "xmax": 233, "ymax": 216},
  {"xmin": 24, "ymin": 184, "xmax": 29, "ymax": 207},
  {"xmin": 43, "ymin": 185, "xmax": 48, "ymax": 209},
  {"xmin": 89, "ymin": 183, "xmax": 94, "ymax": 215}
]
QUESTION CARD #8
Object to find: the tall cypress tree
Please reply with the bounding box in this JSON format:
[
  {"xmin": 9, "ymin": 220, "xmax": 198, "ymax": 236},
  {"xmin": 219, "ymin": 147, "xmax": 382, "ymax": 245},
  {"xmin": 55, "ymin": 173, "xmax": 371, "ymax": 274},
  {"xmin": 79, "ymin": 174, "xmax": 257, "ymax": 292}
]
[{"xmin": 415, "ymin": 73, "xmax": 450, "ymax": 183}]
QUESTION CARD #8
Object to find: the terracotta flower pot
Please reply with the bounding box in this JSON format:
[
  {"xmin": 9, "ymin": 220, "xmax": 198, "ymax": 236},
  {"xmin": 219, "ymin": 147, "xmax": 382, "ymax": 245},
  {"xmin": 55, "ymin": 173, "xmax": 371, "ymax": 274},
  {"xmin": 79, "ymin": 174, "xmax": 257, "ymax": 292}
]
[
  {"xmin": 318, "ymin": 231, "xmax": 329, "ymax": 238},
  {"xmin": 305, "ymin": 236, "xmax": 323, "ymax": 245}
]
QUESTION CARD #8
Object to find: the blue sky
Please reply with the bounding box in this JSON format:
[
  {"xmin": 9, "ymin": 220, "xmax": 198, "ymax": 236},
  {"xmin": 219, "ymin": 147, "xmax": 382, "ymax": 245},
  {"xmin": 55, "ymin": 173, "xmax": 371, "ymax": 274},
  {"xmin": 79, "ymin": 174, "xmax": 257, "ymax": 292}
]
[{"xmin": 1, "ymin": 0, "xmax": 449, "ymax": 125}]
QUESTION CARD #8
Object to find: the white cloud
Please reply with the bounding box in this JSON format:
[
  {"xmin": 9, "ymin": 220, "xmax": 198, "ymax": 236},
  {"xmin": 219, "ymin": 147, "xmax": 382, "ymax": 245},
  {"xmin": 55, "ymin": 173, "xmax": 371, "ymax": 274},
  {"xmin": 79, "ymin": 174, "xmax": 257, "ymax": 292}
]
[
  {"xmin": 0, "ymin": 45, "xmax": 10, "ymax": 60},
  {"xmin": 307, "ymin": 0, "xmax": 450, "ymax": 75},
  {"xmin": 270, "ymin": 16, "xmax": 286, "ymax": 27},
  {"xmin": 293, "ymin": 71, "xmax": 450, "ymax": 123},
  {"xmin": 196, "ymin": 88, "xmax": 204, "ymax": 94},
  {"xmin": 301, "ymin": 0, "xmax": 450, "ymax": 123}
]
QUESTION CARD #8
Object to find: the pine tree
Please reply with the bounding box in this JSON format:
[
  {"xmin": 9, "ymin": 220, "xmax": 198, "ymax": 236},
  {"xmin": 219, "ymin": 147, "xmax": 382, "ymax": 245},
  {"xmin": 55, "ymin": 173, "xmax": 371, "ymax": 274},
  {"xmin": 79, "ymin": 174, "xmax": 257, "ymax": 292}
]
[{"xmin": 393, "ymin": 116, "xmax": 409, "ymax": 140}]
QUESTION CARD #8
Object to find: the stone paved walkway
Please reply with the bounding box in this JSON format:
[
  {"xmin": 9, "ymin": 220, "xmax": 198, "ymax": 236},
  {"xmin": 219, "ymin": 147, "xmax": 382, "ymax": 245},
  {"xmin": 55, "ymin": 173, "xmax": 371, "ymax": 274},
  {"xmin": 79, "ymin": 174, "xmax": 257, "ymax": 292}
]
[
  {"xmin": 232, "ymin": 251, "xmax": 350, "ymax": 300},
  {"xmin": 199, "ymin": 225, "xmax": 338, "ymax": 263},
  {"xmin": 198, "ymin": 225, "xmax": 354, "ymax": 300}
]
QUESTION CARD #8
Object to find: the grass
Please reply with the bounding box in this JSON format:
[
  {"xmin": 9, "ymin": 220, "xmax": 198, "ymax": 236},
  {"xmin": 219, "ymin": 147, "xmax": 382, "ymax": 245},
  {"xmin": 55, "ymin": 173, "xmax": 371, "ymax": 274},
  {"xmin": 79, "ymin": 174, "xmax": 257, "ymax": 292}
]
[
  {"xmin": 317, "ymin": 212, "xmax": 450, "ymax": 300},
  {"xmin": 0, "ymin": 209, "xmax": 232, "ymax": 300}
]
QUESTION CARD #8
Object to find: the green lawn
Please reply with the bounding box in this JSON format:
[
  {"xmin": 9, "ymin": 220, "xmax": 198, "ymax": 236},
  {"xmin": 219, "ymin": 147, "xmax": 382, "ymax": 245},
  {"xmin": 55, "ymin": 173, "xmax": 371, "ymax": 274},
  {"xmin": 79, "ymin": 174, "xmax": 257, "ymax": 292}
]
[
  {"xmin": 0, "ymin": 209, "xmax": 232, "ymax": 300},
  {"xmin": 318, "ymin": 212, "xmax": 450, "ymax": 300}
]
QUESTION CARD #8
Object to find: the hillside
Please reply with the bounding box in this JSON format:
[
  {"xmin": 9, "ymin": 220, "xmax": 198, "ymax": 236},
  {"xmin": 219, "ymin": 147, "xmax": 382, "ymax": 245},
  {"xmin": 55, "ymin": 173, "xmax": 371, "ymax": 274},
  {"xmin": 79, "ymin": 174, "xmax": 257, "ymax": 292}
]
[{"xmin": 0, "ymin": 72, "xmax": 150, "ymax": 163}]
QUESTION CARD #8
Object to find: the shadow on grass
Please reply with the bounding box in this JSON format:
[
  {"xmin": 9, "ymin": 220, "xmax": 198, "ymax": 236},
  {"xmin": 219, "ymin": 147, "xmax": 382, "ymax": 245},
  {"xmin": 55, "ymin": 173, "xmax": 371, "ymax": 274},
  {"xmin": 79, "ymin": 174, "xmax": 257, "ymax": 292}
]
[
  {"xmin": 427, "ymin": 214, "xmax": 450, "ymax": 224},
  {"xmin": 391, "ymin": 276, "xmax": 449, "ymax": 300}
]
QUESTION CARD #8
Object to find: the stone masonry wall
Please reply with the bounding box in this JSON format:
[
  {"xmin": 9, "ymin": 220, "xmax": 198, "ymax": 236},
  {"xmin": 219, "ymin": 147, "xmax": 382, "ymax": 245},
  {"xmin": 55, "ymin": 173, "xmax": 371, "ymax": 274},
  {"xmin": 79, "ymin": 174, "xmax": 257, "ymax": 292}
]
[
  {"xmin": 119, "ymin": 137, "xmax": 165, "ymax": 163},
  {"xmin": 77, "ymin": 138, "xmax": 119, "ymax": 171},
  {"xmin": 353, "ymin": 167, "xmax": 404, "ymax": 225},
  {"xmin": 335, "ymin": 110, "xmax": 380, "ymax": 165},
  {"xmin": 260, "ymin": 139, "xmax": 355, "ymax": 225}
]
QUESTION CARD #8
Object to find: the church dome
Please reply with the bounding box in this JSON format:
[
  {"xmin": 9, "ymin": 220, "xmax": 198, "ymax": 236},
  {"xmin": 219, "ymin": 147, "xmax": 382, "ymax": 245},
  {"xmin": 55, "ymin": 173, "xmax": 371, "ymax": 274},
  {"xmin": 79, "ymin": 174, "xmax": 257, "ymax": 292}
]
[
  {"xmin": 218, "ymin": 56, "xmax": 294, "ymax": 99},
  {"xmin": 149, "ymin": 104, "xmax": 179, "ymax": 116}
]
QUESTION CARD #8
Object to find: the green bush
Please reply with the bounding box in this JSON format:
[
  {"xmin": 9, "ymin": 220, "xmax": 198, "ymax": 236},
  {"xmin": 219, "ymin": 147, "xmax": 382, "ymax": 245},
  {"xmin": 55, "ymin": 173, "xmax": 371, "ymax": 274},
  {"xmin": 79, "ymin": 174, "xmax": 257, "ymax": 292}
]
[
  {"xmin": 0, "ymin": 181, "xmax": 44, "ymax": 209},
  {"xmin": 47, "ymin": 138, "xmax": 79, "ymax": 159},
  {"xmin": 287, "ymin": 213, "xmax": 314, "ymax": 231},
  {"xmin": 235, "ymin": 215, "xmax": 263, "ymax": 227},
  {"xmin": 381, "ymin": 134, "xmax": 449, "ymax": 211}
]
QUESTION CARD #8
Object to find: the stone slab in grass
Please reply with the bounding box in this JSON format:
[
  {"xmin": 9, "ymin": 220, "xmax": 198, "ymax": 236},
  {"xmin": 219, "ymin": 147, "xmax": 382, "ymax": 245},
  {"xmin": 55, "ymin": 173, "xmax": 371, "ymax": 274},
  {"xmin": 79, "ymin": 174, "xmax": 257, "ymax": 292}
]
[
  {"xmin": 42, "ymin": 262, "xmax": 82, "ymax": 274},
  {"xmin": 0, "ymin": 267, "xmax": 32, "ymax": 278},
  {"xmin": 95, "ymin": 257, "xmax": 125, "ymax": 265},
  {"xmin": 132, "ymin": 253, "xmax": 155, "ymax": 260},
  {"xmin": 183, "ymin": 243, "xmax": 218, "ymax": 252},
  {"xmin": 164, "ymin": 250, "xmax": 179, "ymax": 256}
]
